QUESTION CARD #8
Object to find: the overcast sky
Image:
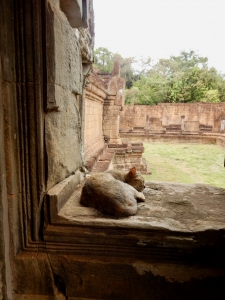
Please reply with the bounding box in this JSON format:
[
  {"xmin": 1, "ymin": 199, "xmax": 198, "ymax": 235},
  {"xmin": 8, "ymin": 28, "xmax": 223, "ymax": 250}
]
[{"xmin": 93, "ymin": 0, "xmax": 225, "ymax": 73}]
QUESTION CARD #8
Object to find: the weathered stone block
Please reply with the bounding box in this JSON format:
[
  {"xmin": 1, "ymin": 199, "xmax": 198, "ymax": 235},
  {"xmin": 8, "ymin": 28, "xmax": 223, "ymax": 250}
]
[
  {"xmin": 60, "ymin": 0, "xmax": 88, "ymax": 28},
  {"xmin": 184, "ymin": 120, "xmax": 199, "ymax": 132},
  {"xmin": 45, "ymin": 92, "xmax": 82, "ymax": 190}
]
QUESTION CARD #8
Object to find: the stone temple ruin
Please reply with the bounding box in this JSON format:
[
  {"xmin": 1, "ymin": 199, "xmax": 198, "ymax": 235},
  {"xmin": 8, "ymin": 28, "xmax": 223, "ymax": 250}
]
[
  {"xmin": 119, "ymin": 102, "xmax": 225, "ymax": 147},
  {"xmin": 0, "ymin": 1, "xmax": 225, "ymax": 299},
  {"xmin": 83, "ymin": 61, "xmax": 150, "ymax": 174}
]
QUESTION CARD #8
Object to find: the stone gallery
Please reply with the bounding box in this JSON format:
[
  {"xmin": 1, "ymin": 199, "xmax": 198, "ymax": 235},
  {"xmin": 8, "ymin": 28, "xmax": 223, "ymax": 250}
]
[{"xmin": 0, "ymin": 0, "xmax": 225, "ymax": 299}]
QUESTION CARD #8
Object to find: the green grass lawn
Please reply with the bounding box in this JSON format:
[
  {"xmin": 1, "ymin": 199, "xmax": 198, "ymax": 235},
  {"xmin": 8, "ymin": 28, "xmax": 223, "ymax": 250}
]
[{"xmin": 143, "ymin": 142, "xmax": 225, "ymax": 188}]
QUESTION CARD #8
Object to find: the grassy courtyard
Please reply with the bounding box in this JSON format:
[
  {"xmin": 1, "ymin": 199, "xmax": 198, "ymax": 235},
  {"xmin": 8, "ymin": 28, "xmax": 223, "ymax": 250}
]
[{"xmin": 143, "ymin": 142, "xmax": 225, "ymax": 189}]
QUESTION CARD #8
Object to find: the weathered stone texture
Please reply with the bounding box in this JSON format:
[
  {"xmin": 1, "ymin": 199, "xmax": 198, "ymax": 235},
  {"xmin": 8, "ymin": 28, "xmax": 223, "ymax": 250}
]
[
  {"xmin": 94, "ymin": 63, "xmax": 125, "ymax": 144},
  {"xmin": 45, "ymin": 93, "xmax": 82, "ymax": 190},
  {"xmin": 120, "ymin": 103, "xmax": 225, "ymax": 133},
  {"xmin": 120, "ymin": 132, "xmax": 225, "ymax": 149},
  {"xmin": 184, "ymin": 120, "xmax": 199, "ymax": 132},
  {"xmin": 82, "ymin": 66, "xmax": 149, "ymax": 174},
  {"xmin": 45, "ymin": 0, "xmax": 94, "ymax": 190},
  {"xmin": 0, "ymin": 1, "xmax": 20, "ymax": 298},
  {"xmin": 57, "ymin": 181, "xmax": 225, "ymax": 232},
  {"xmin": 43, "ymin": 181, "xmax": 225, "ymax": 299},
  {"xmin": 84, "ymin": 73, "xmax": 105, "ymax": 164},
  {"xmin": 110, "ymin": 143, "xmax": 150, "ymax": 174},
  {"xmin": 84, "ymin": 97, "xmax": 104, "ymax": 154},
  {"xmin": 83, "ymin": 64, "xmax": 130, "ymax": 172},
  {"xmin": 60, "ymin": 0, "xmax": 87, "ymax": 29},
  {"xmin": 53, "ymin": 6, "xmax": 82, "ymax": 93}
]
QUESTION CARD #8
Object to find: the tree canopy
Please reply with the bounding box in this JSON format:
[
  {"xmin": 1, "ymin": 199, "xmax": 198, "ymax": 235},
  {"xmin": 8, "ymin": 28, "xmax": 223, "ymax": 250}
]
[
  {"xmin": 94, "ymin": 47, "xmax": 141, "ymax": 88},
  {"xmin": 94, "ymin": 47, "xmax": 114, "ymax": 73},
  {"xmin": 94, "ymin": 48, "xmax": 225, "ymax": 105}
]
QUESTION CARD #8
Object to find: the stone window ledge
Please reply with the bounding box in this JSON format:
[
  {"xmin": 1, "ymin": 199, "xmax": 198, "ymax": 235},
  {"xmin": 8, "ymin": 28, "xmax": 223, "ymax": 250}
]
[{"xmin": 44, "ymin": 174, "xmax": 225, "ymax": 263}]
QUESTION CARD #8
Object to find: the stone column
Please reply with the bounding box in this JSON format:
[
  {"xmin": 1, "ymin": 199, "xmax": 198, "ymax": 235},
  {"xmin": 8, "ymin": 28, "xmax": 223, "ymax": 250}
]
[
  {"xmin": 181, "ymin": 115, "xmax": 185, "ymax": 131},
  {"xmin": 102, "ymin": 62, "xmax": 125, "ymax": 144}
]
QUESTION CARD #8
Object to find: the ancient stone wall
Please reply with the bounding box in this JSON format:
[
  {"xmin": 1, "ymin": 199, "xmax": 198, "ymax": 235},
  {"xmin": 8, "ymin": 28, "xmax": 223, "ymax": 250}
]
[
  {"xmin": 101, "ymin": 62, "xmax": 125, "ymax": 144},
  {"xmin": 45, "ymin": 0, "xmax": 94, "ymax": 190},
  {"xmin": 84, "ymin": 72, "xmax": 106, "ymax": 165},
  {"xmin": 83, "ymin": 65, "xmax": 149, "ymax": 174},
  {"xmin": 120, "ymin": 103, "xmax": 225, "ymax": 134},
  {"xmin": 0, "ymin": 0, "xmax": 95, "ymax": 299},
  {"xmin": 83, "ymin": 62, "xmax": 127, "ymax": 171}
]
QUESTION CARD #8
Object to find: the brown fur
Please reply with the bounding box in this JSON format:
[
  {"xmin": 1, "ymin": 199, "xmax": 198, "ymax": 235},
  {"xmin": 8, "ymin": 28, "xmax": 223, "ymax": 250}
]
[{"xmin": 80, "ymin": 167, "xmax": 145, "ymax": 217}]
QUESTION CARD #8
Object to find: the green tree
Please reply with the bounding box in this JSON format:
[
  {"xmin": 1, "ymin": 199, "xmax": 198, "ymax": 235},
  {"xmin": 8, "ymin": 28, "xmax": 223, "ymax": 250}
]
[
  {"xmin": 94, "ymin": 47, "xmax": 114, "ymax": 73},
  {"xmin": 94, "ymin": 47, "xmax": 139, "ymax": 88},
  {"xmin": 94, "ymin": 48, "xmax": 225, "ymax": 105},
  {"xmin": 125, "ymin": 87, "xmax": 140, "ymax": 105},
  {"xmin": 125, "ymin": 50, "xmax": 225, "ymax": 105}
]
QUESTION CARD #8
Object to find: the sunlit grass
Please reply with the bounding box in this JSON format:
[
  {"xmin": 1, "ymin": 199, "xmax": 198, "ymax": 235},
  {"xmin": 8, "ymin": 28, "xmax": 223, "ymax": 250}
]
[{"xmin": 143, "ymin": 142, "xmax": 225, "ymax": 188}]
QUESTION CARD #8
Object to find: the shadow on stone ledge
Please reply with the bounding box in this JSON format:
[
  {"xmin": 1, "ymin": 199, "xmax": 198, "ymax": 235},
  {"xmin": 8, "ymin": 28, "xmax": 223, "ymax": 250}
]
[
  {"xmin": 58, "ymin": 181, "xmax": 225, "ymax": 233},
  {"xmin": 44, "ymin": 180, "xmax": 225, "ymax": 299}
]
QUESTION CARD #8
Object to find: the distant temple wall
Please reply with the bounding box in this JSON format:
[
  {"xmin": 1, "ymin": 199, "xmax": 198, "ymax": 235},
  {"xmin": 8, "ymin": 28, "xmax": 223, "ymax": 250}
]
[{"xmin": 120, "ymin": 103, "xmax": 225, "ymax": 134}]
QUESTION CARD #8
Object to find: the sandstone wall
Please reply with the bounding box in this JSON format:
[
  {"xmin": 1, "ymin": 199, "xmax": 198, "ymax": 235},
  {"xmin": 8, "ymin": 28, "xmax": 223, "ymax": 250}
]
[
  {"xmin": 45, "ymin": 0, "xmax": 94, "ymax": 190},
  {"xmin": 83, "ymin": 65, "xmax": 150, "ymax": 174},
  {"xmin": 120, "ymin": 103, "xmax": 225, "ymax": 134},
  {"xmin": 84, "ymin": 72, "xmax": 106, "ymax": 162},
  {"xmin": 0, "ymin": 0, "xmax": 95, "ymax": 298},
  {"xmin": 99, "ymin": 62, "xmax": 126, "ymax": 144},
  {"xmin": 83, "ymin": 63, "xmax": 126, "ymax": 171}
]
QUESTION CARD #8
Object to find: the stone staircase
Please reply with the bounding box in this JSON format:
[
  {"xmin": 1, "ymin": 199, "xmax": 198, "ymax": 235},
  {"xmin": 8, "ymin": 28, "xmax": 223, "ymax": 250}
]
[
  {"xmin": 91, "ymin": 147, "xmax": 115, "ymax": 172},
  {"xmin": 86, "ymin": 142, "xmax": 151, "ymax": 174}
]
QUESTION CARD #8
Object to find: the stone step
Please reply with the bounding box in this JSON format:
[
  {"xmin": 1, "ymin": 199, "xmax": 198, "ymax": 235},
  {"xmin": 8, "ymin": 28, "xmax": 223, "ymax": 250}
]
[
  {"xmin": 85, "ymin": 144, "xmax": 108, "ymax": 171},
  {"xmin": 91, "ymin": 147, "xmax": 115, "ymax": 173},
  {"xmin": 98, "ymin": 151, "xmax": 114, "ymax": 161},
  {"xmin": 91, "ymin": 160, "xmax": 112, "ymax": 173}
]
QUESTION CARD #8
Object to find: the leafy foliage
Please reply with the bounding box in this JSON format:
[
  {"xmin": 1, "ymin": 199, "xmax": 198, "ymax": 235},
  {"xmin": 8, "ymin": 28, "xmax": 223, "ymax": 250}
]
[
  {"xmin": 94, "ymin": 48, "xmax": 225, "ymax": 104},
  {"xmin": 128, "ymin": 51, "xmax": 225, "ymax": 104},
  {"xmin": 94, "ymin": 47, "xmax": 114, "ymax": 73},
  {"xmin": 94, "ymin": 47, "xmax": 149, "ymax": 88}
]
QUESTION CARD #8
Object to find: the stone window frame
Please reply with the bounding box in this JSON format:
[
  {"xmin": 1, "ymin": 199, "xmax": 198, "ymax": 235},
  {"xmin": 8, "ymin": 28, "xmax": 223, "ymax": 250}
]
[
  {"xmin": 11, "ymin": 0, "xmax": 92, "ymax": 245},
  {"xmin": 2, "ymin": 2, "xmax": 224, "ymax": 298},
  {"xmin": 11, "ymin": 0, "xmax": 225, "ymax": 270}
]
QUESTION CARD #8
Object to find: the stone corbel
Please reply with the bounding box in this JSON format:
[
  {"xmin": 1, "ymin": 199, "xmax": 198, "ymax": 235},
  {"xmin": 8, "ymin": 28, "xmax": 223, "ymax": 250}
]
[
  {"xmin": 82, "ymin": 62, "xmax": 93, "ymax": 88},
  {"xmin": 60, "ymin": 0, "xmax": 88, "ymax": 28}
]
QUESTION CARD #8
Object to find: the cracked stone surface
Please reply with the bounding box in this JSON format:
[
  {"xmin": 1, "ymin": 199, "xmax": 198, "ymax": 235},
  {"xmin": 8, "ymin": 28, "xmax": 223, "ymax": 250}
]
[{"xmin": 59, "ymin": 181, "xmax": 225, "ymax": 232}]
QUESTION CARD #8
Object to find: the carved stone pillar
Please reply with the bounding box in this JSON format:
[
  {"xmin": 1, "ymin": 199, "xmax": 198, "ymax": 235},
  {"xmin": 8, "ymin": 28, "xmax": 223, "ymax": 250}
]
[{"xmin": 102, "ymin": 62, "xmax": 125, "ymax": 144}]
